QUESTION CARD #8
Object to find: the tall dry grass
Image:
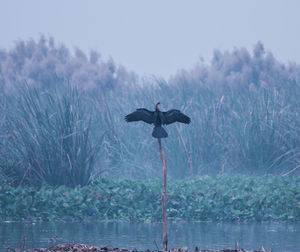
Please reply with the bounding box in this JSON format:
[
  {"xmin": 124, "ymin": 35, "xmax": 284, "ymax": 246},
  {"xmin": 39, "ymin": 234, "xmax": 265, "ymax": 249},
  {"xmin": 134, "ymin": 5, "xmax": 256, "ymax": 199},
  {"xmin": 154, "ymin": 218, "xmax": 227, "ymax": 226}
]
[
  {"xmin": 1, "ymin": 79, "xmax": 300, "ymax": 186},
  {"xmin": 1, "ymin": 84, "xmax": 102, "ymax": 186}
]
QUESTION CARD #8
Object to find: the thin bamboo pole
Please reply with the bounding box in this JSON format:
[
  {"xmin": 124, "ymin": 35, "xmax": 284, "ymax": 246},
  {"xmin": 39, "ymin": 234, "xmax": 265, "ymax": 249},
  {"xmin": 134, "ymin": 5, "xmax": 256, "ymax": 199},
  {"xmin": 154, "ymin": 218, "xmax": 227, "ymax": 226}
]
[{"xmin": 158, "ymin": 138, "xmax": 167, "ymax": 252}]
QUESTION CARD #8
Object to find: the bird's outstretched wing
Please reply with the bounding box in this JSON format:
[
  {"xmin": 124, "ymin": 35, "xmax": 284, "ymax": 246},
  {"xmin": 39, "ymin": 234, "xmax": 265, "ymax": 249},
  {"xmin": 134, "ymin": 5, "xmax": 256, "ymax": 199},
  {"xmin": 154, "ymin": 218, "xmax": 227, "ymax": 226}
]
[
  {"xmin": 162, "ymin": 109, "xmax": 191, "ymax": 125},
  {"xmin": 125, "ymin": 108, "xmax": 155, "ymax": 124}
]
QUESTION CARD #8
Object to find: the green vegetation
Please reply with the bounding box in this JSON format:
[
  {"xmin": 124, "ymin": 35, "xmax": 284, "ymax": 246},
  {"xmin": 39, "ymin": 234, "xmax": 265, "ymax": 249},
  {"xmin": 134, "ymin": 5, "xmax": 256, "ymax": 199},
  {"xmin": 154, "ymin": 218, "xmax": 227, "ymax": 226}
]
[
  {"xmin": 1, "ymin": 39, "xmax": 300, "ymax": 185},
  {"xmin": 94, "ymin": 80, "xmax": 300, "ymax": 178},
  {"xmin": 0, "ymin": 85, "xmax": 101, "ymax": 187},
  {"xmin": 2, "ymin": 80, "xmax": 300, "ymax": 186},
  {"xmin": 0, "ymin": 176, "xmax": 299, "ymax": 222}
]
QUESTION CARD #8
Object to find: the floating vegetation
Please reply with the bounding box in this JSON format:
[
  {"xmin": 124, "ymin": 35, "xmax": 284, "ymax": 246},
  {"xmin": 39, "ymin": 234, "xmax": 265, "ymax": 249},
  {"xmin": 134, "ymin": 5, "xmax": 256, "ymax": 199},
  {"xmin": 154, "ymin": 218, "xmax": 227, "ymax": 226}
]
[{"xmin": 0, "ymin": 175, "xmax": 299, "ymax": 223}]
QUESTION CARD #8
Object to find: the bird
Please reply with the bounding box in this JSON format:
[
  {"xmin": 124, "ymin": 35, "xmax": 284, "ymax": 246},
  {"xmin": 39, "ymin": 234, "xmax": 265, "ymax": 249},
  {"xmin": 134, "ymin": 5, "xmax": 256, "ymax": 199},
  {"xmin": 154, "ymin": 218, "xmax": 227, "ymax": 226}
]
[{"xmin": 125, "ymin": 102, "xmax": 191, "ymax": 138}]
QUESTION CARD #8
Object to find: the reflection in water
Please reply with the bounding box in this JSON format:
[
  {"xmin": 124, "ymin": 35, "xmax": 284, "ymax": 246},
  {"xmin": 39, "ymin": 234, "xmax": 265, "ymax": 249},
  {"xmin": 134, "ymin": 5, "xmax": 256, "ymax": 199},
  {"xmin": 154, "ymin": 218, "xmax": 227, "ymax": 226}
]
[{"xmin": 0, "ymin": 221, "xmax": 299, "ymax": 251}]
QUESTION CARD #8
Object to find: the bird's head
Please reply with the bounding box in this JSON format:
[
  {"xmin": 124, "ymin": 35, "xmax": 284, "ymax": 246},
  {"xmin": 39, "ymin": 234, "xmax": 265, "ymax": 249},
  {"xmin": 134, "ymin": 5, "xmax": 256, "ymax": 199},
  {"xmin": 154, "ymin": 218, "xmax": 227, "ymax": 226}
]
[{"xmin": 155, "ymin": 102, "xmax": 161, "ymax": 111}]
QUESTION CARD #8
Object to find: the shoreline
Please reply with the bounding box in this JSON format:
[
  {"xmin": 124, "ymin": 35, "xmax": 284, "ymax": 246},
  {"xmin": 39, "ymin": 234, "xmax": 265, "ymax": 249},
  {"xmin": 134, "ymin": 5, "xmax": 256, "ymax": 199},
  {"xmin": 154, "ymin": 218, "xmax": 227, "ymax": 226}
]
[{"xmin": 17, "ymin": 243, "xmax": 272, "ymax": 252}]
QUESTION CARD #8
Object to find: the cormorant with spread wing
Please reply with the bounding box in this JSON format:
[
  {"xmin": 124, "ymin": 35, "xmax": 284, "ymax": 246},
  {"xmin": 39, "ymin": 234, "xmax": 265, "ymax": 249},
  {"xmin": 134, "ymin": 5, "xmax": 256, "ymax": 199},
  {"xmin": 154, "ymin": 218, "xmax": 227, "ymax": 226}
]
[{"xmin": 125, "ymin": 102, "xmax": 191, "ymax": 138}]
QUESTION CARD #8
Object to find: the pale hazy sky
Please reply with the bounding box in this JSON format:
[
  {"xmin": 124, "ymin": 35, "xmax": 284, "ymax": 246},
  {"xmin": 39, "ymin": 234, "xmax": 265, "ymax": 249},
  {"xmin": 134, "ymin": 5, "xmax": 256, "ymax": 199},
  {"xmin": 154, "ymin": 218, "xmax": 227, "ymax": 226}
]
[{"xmin": 1, "ymin": 0, "xmax": 300, "ymax": 78}]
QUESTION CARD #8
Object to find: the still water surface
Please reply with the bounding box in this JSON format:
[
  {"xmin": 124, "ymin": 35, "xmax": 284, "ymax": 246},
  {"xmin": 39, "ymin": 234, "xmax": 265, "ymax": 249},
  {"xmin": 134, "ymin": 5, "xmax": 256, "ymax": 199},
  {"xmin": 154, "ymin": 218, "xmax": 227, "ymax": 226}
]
[{"xmin": 0, "ymin": 221, "xmax": 299, "ymax": 251}]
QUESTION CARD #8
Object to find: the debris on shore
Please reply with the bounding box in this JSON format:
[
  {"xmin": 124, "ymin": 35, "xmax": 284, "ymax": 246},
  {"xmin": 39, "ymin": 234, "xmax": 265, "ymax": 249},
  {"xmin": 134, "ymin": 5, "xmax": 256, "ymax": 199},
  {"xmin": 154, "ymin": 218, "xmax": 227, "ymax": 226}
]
[{"xmin": 10, "ymin": 243, "xmax": 271, "ymax": 252}]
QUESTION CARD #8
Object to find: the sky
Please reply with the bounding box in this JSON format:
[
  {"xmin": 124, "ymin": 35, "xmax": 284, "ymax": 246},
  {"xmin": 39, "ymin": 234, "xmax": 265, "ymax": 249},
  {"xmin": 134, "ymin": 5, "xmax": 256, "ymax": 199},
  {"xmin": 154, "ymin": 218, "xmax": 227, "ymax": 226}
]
[{"xmin": 0, "ymin": 0, "xmax": 300, "ymax": 79}]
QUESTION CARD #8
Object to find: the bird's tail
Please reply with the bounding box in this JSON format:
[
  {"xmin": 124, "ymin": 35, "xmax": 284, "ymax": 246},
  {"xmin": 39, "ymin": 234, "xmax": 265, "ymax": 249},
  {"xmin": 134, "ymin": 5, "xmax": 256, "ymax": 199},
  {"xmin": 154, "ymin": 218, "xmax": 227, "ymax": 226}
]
[{"xmin": 152, "ymin": 126, "xmax": 168, "ymax": 138}]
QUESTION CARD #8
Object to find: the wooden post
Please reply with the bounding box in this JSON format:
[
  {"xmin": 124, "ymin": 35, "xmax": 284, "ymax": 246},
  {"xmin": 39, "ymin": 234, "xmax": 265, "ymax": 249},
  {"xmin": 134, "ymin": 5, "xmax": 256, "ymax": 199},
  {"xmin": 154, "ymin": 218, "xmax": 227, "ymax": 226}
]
[{"xmin": 158, "ymin": 138, "xmax": 167, "ymax": 252}]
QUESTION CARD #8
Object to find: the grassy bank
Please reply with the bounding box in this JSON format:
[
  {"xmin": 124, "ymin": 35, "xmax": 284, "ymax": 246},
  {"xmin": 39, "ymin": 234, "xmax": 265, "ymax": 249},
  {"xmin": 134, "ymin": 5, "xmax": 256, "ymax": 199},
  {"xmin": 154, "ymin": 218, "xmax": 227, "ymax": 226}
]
[{"xmin": 1, "ymin": 175, "xmax": 299, "ymax": 223}]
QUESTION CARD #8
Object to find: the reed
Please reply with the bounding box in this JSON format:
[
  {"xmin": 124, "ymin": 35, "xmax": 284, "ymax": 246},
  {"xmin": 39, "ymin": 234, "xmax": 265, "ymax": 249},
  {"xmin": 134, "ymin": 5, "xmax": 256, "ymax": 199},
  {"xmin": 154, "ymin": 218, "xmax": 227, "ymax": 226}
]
[
  {"xmin": 1, "ymin": 84, "xmax": 101, "ymax": 187},
  {"xmin": 1, "ymin": 78, "xmax": 300, "ymax": 185},
  {"xmin": 91, "ymin": 79, "xmax": 300, "ymax": 178}
]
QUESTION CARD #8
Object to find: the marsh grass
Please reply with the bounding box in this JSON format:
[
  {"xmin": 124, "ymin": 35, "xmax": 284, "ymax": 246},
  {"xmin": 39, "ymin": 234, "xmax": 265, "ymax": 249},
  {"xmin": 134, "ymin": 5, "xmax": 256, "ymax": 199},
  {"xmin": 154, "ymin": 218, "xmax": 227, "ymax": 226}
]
[
  {"xmin": 1, "ymin": 79, "xmax": 300, "ymax": 185},
  {"xmin": 89, "ymin": 80, "xmax": 300, "ymax": 178},
  {"xmin": 1, "ymin": 84, "xmax": 101, "ymax": 187}
]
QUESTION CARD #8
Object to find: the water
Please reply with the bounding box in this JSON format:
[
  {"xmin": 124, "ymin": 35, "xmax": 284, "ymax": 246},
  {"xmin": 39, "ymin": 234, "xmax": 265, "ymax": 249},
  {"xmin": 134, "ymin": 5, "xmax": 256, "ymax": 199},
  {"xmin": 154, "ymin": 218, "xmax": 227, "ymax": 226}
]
[{"xmin": 0, "ymin": 221, "xmax": 299, "ymax": 251}]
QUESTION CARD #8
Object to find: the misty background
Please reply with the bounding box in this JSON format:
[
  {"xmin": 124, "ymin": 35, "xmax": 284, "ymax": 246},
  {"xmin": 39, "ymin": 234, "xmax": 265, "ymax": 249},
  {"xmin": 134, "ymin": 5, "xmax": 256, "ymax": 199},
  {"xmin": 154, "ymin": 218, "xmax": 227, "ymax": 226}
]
[
  {"xmin": 1, "ymin": 1, "xmax": 300, "ymax": 186},
  {"xmin": 1, "ymin": 37, "xmax": 300, "ymax": 186},
  {"xmin": 1, "ymin": 1, "xmax": 300, "ymax": 78}
]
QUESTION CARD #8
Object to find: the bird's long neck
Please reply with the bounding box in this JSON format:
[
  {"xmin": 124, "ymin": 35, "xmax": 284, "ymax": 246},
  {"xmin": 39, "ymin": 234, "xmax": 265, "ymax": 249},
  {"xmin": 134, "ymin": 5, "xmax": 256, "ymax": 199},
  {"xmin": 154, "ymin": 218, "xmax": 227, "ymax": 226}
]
[
  {"xmin": 155, "ymin": 103, "xmax": 160, "ymax": 112},
  {"xmin": 155, "ymin": 103, "xmax": 161, "ymax": 126}
]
